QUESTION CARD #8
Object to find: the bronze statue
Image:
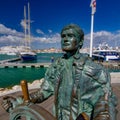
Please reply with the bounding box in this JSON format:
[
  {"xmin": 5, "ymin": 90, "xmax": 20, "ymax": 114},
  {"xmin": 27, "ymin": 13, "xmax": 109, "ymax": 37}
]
[{"xmin": 2, "ymin": 24, "xmax": 117, "ymax": 120}]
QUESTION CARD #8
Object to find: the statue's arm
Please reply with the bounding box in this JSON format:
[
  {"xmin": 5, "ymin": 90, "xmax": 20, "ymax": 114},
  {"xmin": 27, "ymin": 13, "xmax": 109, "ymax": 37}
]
[
  {"xmin": 93, "ymin": 68, "xmax": 117, "ymax": 120},
  {"xmin": 29, "ymin": 79, "xmax": 54, "ymax": 103},
  {"xmin": 30, "ymin": 63, "xmax": 59, "ymax": 103}
]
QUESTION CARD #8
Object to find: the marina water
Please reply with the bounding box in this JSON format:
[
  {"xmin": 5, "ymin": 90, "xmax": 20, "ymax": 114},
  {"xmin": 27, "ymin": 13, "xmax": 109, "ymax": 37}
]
[
  {"xmin": 0, "ymin": 53, "xmax": 119, "ymax": 88},
  {"xmin": 0, "ymin": 53, "xmax": 62, "ymax": 88}
]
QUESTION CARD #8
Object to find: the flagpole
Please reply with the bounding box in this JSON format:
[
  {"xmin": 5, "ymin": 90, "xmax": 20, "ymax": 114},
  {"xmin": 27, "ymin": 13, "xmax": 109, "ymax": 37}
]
[
  {"xmin": 90, "ymin": 0, "xmax": 96, "ymax": 57},
  {"xmin": 90, "ymin": 13, "xmax": 94, "ymax": 57}
]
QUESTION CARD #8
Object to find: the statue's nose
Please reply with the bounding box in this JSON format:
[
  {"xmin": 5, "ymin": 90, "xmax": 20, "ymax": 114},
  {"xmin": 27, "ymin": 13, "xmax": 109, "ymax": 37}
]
[{"xmin": 63, "ymin": 35, "xmax": 68, "ymax": 41}]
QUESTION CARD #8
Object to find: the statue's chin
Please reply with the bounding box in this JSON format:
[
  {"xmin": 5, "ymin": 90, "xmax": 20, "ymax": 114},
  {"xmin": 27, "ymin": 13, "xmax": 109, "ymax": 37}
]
[
  {"xmin": 62, "ymin": 49, "xmax": 73, "ymax": 52},
  {"xmin": 62, "ymin": 47, "xmax": 77, "ymax": 52}
]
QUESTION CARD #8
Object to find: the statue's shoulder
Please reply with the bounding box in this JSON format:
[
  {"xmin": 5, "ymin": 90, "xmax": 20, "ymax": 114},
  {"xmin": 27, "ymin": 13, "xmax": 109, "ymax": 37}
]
[
  {"xmin": 86, "ymin": 58, "xmax": 104, "ymax": 70},
  {"xmin": 82, "ymin": 53, "xmax": 107, "ymax": 79},
  {"xmin": 80, "ymin": 53, "xmax": 103, "ymax": 69},
  {"xmin": 84, "ymin": 59, "xmax": 109, "ymax": 84}
]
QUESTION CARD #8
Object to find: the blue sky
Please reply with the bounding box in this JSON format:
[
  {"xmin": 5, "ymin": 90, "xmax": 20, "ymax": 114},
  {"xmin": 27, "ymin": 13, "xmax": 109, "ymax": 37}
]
[{"xmin": 0, "ymin": 0, "xmax": 120, "ymax": 49}]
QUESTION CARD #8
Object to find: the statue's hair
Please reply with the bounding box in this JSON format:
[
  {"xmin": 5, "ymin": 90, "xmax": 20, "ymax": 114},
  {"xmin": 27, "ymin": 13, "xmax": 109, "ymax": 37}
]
[{"xmin": 61, "ymin": 24, "xmax": 84, "ymax": 48}]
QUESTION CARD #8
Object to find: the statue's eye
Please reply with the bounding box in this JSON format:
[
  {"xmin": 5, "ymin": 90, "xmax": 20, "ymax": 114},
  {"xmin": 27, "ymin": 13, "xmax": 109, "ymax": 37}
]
[
  {"xmin": 61, "ymin": 34, "xmax": 66, "ymax": 38},
  {"xmin": 68, "ymin": 34, "xmax": 75, "ymax": 37}
]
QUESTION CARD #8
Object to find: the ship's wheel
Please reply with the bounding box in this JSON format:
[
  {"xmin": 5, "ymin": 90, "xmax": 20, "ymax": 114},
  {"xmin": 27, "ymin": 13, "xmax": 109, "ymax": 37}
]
[
  {"xmin": 10, "ymin": 104, "xmax": 55, "ymax": 120},
  {"xmin": 9, "ymin": 80, "xmax": 55, "ymax": 120}
]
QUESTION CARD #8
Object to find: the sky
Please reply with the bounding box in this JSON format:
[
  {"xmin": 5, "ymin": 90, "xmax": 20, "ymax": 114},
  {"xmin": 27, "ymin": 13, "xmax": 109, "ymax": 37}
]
[{"xmin": 0, "ymin": 0, "xmax": 120, "ymax": 50}]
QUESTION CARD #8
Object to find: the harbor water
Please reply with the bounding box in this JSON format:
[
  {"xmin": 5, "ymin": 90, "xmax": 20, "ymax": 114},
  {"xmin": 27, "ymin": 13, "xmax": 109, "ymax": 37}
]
[
  {"xmin": 0, "ymin": 53, "xmax": 119, "ymax": 88},
  {"xmin": 0, "ymin": 53, "xmax": 62, "ymax": 88},
  {"xmin": 0, "ymin": 67, "xmax": 46, "ymax": 88}
]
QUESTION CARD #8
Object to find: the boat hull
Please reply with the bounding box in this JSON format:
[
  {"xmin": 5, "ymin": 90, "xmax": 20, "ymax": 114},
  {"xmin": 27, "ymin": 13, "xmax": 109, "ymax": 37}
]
[
  {"xmin": 21, "ymin": 54, "xmax": 37, "ymax": 61},
  {"xmin": 20, "ymin": 52, "xmax": 37, "ymax": 61}
]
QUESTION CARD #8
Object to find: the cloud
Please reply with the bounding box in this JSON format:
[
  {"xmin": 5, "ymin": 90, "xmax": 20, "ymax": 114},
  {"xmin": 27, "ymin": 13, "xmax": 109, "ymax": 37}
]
[
  {"xmin": 84, "ymin": 31, "xmax": 120, "ymax": 48},
  {"xmin": 20, "ymin": 20, "xmax": 25, "ymax": 29},
  {"xmin": 0, "ymin": 24, "xmax": 23, "ymax": 36},
  {"xmin": 32, "ymin": 33, "xmax": 61, "ymax": 44},
  {"xmin": 48, "ymin": 29, "xmax": 52, "ymax": 33},
  {"xmin": 36, "ymin": 29, "xmax": 44, "ymax": 35},
  {"xmin": 0, "ymin": 24, "xmax": 24, "ymax": 46},
  {"xmin": 0, "ymin": 23, "xmax": 120, "ymax": 49}
]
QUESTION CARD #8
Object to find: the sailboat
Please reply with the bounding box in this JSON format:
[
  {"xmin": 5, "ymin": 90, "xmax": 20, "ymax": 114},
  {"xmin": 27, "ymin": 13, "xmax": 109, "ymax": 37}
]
[{"xmin": 20, "ymin": 3, "xmax": 37, "ymax": 61}]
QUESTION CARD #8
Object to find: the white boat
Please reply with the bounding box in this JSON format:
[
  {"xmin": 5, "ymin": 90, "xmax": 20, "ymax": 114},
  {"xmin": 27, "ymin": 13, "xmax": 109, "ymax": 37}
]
[
  {"xmin": 20, "ymin": 3, "xmax": 37, "ymax": 61},
  {"xmin": 93, "ymin": 43, "xmax": 120, "ymax": 62},
  {"xmin": 7, "ymin": 52, "xmax": 16, "ymax": 56},
  {"xmin": 93, "ymin": 50, "xmax": 120, "ymax": 61}
]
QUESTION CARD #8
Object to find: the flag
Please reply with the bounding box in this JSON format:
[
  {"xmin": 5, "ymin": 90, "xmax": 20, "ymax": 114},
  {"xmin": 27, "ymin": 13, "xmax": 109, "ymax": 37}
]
[{"xmin": 90, "ymin": 0, "xmax": 96, "ymax": 14}]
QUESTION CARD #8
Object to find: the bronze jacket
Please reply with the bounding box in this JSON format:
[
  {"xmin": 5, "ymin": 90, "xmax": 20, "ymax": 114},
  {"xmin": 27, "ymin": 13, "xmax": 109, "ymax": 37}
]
[{"xmin": 34, "ymin": 53, "xmax": 117, "ymax": 120}]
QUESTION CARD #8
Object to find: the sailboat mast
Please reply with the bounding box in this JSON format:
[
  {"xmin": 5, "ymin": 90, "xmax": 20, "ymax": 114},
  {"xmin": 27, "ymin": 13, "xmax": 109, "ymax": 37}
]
[
  {"xmin": 28, "ymin": 2, "xmax": 31, "ymax": 49},
  {"xmin": 20, "ymin": 2, "xmax": 37, "ymax": 61},
  {"xmin": 24, "ymin": 5, "xmax": 27, "ymax": 47}
]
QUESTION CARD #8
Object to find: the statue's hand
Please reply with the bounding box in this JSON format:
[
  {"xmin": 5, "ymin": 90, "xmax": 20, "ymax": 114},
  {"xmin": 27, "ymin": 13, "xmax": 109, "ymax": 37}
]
[
  {"xmin": 29, "ymin": 91, "xmax": 44, "ymax": 103},
  {"xmin": 1, "ymin": 96, "xmax": 16, "ymax": 112},
  {"xmin": 1, "ymin": 95, "xmax": 24, "ymax": 113}
]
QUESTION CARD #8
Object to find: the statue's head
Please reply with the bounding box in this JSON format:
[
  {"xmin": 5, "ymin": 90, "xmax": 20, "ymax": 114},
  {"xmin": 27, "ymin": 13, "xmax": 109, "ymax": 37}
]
[{"xmin": 61, "ymin": 24, "xmax": 84, "ymax": 52}]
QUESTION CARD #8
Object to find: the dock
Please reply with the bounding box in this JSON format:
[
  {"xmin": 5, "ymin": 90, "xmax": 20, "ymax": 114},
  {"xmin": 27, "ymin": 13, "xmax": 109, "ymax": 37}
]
[
  {"xmin": 0, "ymin": 57, "xmax": 52, "ymax": 68},
  {"xmin": 0, "ymin": 61, "xmax": 120, "ymax": 71},
  {"xmin": 0, "ymin": 57, "xmax": 120, "ymax": 70},
  {"xmin": 0, "ymin": 63, "xmax": 51, "ymax": 68},
  {"xmin": 0, "ymin": 57, "xmax": 21, "ymax": 63}
]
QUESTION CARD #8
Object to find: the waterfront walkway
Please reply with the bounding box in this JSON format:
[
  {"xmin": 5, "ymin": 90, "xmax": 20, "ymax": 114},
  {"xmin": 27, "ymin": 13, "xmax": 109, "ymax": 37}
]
[{"xmin": 0, "ymin": 62, "xmax": 51, "ymax": 68}]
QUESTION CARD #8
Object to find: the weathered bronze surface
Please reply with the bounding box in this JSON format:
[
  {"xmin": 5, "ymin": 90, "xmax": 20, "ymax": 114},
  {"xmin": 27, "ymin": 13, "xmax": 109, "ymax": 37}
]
[{"xmin": 10, "ymin": 104, "xmax": 55, "ymax": 120}]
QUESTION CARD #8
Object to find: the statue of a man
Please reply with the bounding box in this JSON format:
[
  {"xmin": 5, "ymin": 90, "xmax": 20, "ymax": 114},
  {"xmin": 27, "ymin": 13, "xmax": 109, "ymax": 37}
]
[{"xmin": 2, "ymin": 24, "xmax": 117, "ymax": 120}]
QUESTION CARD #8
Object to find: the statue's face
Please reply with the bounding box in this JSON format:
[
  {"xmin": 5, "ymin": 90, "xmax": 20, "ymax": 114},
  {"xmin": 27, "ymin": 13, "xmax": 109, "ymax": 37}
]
[{"xmin": 61, "ymin": 28, "xmax": 79, "ymax": 52}]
